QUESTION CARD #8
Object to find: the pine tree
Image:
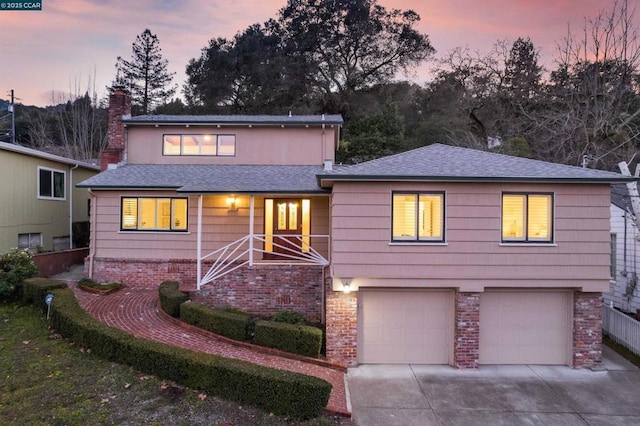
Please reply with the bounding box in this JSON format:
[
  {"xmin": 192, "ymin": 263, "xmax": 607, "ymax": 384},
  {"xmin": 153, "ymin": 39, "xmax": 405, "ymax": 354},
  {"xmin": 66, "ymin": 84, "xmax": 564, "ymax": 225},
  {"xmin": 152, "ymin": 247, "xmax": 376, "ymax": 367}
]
[{"xmin": 114, "ymin": 29, "xmax": 176, "ymax": 114}]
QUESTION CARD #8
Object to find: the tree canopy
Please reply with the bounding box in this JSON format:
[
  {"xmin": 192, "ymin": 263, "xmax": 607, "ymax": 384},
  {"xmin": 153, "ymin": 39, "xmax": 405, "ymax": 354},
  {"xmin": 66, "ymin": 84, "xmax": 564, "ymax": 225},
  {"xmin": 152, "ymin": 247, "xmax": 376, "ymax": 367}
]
[
  {"xmin": 185, "ymin": 0, "xmax": 434, "ymax": 117},
  {"xmin": 114, "ymin": 28, "xmax": 176, "ymax": 114}
]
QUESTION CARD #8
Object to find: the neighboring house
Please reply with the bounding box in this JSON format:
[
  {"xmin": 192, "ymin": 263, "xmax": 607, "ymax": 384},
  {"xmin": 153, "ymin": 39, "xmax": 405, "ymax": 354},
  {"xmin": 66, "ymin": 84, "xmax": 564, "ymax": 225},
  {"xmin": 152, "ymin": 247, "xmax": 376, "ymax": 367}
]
[
  {"xmin": 0, "ymin": 141, "xmax": 99, "ymax": 253},
  {"xmin": 79, "ymin": 89, "xmax": 633, "ymax": 369},
  {"xmin": 607, "ymin": 184, "xmax": 640, "ymax": 315}
]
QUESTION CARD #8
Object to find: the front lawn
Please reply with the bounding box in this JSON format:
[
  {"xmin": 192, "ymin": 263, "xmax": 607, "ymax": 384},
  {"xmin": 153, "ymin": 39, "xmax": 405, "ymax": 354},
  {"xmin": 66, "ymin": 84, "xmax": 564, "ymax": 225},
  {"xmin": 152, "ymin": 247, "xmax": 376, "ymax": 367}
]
[{"xmin": 0, "ymin": 303, "xmax": 340, "ymax": 425}]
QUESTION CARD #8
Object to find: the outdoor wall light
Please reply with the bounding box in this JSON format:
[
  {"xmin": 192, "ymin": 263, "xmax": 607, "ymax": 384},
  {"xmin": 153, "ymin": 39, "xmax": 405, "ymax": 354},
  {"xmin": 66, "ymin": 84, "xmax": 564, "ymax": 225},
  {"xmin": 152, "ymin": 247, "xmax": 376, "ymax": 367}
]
[
  {"xmin": 342, "ymin": 279, "xmax": 352, "ymax": 293},
  {"xmin": 228, "ymin": 195, "xmax": 238, "ymax": 212}
]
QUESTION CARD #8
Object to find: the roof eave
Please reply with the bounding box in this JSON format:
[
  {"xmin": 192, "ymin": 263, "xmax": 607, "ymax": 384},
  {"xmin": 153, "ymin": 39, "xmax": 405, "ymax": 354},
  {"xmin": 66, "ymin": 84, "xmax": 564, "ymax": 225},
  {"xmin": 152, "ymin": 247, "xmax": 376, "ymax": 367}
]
[
  {"xmin": 176, "ymin": 189, "xmax": 330, "ymax": 194},
  {"xmin": 123, "ymin": 119, "xmax": 344, "ymax": 127},
  {"xmin": 317, "ymin": 174, "xmax": 637, "ymax": 187}
]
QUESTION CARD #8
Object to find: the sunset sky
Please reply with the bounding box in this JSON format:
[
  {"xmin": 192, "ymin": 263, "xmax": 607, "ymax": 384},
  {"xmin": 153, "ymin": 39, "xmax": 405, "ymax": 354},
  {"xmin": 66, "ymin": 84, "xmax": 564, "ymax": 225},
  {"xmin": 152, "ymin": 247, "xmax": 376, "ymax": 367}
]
[{"xmin": 0, "ymin": 0, "xmax": 633, "ymax": 107}]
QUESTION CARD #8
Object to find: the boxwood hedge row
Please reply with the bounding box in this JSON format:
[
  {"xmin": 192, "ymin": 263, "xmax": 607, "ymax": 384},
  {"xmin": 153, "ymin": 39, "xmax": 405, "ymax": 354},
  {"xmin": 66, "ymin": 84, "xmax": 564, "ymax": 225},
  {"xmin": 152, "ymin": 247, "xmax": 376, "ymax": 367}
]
[{"xmin": 21, "ymin": 279, "xmax": 331, "ymax": 420}]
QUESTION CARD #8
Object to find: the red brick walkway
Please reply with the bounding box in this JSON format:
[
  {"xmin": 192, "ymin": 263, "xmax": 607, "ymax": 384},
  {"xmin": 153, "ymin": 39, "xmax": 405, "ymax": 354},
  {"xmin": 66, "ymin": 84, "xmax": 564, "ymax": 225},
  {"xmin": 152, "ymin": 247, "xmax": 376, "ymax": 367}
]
[{"xmin": 70, "ymin": 286, "xmax": 349, "ymax": 417}]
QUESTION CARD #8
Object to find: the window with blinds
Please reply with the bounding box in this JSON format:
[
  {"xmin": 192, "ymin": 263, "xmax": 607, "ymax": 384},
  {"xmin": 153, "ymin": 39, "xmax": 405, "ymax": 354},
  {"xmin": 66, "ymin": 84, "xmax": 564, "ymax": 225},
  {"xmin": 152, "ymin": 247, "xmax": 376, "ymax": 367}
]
[
  {"xmin": 163, "ymin": 134, "xmax": 236, "ymax": 156},
  {"xmin": 501, "ymin": 193, "xmax": 552, "ymax": 243},
  {"xmin": 392, "ymin": 192, "xmax": 444, "ymax": 242},
  {"xmin": 121, "ymin": 197, "xmax": 188, "ymax": 231}
]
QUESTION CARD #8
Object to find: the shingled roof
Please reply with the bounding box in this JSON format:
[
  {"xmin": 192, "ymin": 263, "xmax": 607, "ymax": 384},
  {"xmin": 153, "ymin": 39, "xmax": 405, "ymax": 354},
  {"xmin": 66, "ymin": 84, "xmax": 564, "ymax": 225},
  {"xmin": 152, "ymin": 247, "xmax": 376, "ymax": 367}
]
[
  {"xmin": 123, "ymin": 114, "xmax": 343, "ymax": 126},
  {"xmin": 77, "ymin": 164, "xmax": 328, "ymax": 193},
  {"xmin": 318, "ymin": 143, "xmax": 633, "ymax": 187}
]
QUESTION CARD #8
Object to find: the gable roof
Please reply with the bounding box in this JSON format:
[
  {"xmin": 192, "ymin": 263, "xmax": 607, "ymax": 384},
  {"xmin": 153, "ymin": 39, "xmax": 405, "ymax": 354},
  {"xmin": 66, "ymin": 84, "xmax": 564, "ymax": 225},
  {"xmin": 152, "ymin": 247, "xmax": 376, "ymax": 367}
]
[
  {"xmin": 77, "ymin": 164, "xmax": 328, "ymax": 194},
  {"xmin": 123, "ymin": 114, "xmax": 344, "ymax": 126},
  {"xmin": 318, "ymin": 143, "xmax": 633, "ymax": 187},
  {"xmin": 0, "ymin": 141, "xmax": 99, "ymax": 170}
]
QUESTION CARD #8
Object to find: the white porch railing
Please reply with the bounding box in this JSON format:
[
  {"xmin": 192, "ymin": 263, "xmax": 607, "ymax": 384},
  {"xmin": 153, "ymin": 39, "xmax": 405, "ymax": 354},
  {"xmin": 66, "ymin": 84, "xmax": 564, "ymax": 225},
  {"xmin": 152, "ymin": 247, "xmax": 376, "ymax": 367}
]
[
  {"xmin": 602, "ymin": 303, "xmax": 640, "ymax": 355},
  {"xmin": 197, "ymin": 234, "xmax": 329, "ymax": 289}
]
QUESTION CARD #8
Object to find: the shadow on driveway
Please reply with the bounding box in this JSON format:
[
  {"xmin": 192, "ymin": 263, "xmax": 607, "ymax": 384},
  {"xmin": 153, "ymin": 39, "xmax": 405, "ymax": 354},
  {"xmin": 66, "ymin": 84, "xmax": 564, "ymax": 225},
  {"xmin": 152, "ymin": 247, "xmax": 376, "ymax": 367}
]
[{"xmin": 348, "ymin": 346, "xmax": 640, "ymax": 425}]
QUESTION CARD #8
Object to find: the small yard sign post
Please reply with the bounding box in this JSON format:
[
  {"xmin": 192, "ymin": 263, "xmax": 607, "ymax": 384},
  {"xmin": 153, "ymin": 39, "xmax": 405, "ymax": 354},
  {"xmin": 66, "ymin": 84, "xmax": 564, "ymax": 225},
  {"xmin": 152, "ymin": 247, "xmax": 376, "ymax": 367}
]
[{"xmin": 44, "ymin": 294, "xmax": 54, "ymax": 320}]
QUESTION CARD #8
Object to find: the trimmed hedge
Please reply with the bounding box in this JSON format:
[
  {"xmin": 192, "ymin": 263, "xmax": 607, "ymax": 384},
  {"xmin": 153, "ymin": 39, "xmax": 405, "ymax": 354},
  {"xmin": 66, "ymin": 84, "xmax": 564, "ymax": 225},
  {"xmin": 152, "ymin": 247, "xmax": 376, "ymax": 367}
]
[
  {"xmin": 254, "ymin": 320, "xmax": 323, "ymax": 358},
  {"xmin": 18, "ymin": 277, "xmax": 68, "ymax": 311},
  {"xmin": 180, "ymin": 302, "xmax": 252, "ymax": 341},
  {"xmin": 44, "ymin": 286, "xmax": 331, "ymax": 419},
  {"xmin": 158, "ymin": 281, "xmax": 188, "ymax": 318}
]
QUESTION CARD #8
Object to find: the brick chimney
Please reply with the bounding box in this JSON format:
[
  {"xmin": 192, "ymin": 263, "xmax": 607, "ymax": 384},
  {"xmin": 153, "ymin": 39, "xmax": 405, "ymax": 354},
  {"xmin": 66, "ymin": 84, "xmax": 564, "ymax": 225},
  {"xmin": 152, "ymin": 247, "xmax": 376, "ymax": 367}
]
[{"xmin": 100, "ymin": 88, "xmax": 131, "ymax": 171}]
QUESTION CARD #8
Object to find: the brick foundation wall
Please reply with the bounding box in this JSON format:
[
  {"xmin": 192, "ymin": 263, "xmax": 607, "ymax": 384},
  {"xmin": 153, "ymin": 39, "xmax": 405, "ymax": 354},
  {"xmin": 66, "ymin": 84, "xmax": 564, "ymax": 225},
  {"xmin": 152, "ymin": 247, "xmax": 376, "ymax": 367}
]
[
  {"xmin": 190, "ymin": 264, "xmax": 324, "ymax": 323},
  {"xmin": 33, "ymin": 248, "xmax": 89, "ymax": 277},
  {"xmin": 88, "ymin": 257, "xmax": 324, "ymax": 323},
  {"xmin": 87, "ymin": 258, "xmax": 195, "ymax": 288},
  {"xmin": 573, "ymin": 291, "xmax": 603, "ymax": 369},
  {"xmin": 454, "ymin": 291, "xmax": 480, "ymax": 369},
  {"xmin": 325, "ymin": 277, "xmax": 358, "ymax": 366}
]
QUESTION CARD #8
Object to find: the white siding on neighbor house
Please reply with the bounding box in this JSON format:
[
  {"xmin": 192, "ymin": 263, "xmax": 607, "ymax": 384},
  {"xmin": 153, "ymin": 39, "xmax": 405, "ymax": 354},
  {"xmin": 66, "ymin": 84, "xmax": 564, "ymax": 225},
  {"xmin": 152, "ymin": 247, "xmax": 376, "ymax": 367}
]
[
  {"xmin": 606, "ymin": 203, "xmax": 640, "ymax": 314},
  {"xmin": 92, "ymin": 192, "xmax": 330, "ymax": 260},
  {"xmin": 331, "ymin": 181, "xmax": 612, "ymax": 292}
]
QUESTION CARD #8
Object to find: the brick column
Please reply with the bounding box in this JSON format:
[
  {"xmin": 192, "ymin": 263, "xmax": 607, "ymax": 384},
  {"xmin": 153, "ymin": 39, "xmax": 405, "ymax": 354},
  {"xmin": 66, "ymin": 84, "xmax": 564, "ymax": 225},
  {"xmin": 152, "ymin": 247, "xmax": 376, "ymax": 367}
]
[
  {"xmin": 325, "ymin": 278, "xmax": 358, "ymax": 365},
  {"xmin": 573, "ymin": 291, "xmax": 603, "ymax": 369},
  {"xmin": 454, "ymin": 291, "xmax": 480, "ymax": 369}
]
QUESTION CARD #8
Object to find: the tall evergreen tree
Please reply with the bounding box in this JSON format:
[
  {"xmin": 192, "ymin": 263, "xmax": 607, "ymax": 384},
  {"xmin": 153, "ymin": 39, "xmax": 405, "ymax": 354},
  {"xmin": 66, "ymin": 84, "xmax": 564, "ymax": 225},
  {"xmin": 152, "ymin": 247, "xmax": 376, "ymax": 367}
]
[{"xmin": 115, "ymin": 29, "xmax": 176, "ymax": 114}]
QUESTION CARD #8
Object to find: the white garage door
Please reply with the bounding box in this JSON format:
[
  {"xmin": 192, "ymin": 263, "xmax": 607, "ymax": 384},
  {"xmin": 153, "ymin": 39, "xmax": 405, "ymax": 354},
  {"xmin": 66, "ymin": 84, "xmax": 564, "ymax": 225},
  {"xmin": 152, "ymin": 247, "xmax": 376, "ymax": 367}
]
[
  {"xmin": 480, "ymin": 291, "xmax": 572, "ymax": 365},
  {"xmin": 358, "ymin": 289, "xmax": 453, "ymax": 364}
]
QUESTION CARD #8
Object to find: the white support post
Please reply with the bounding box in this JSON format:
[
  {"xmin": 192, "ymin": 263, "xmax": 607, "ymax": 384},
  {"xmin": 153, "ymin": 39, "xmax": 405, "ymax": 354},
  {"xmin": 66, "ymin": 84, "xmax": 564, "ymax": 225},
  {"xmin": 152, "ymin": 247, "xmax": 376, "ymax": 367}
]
[
  {"xmin": 196, "ymin": 194, "xmax": 203, "ymax": 290},
  {"xmin": 249, "ymin": 195, "xmax": 255, "ymax": 266}
]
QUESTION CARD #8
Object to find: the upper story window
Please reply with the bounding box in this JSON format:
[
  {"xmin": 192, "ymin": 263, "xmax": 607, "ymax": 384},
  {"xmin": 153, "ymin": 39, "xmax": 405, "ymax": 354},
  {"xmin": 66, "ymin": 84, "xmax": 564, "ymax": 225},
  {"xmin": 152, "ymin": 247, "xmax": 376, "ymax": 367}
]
[
  {"xmin": 502, "ymin": 193, "xmax": 553, "ymax": 243},
  {"xmin": 121, "ymin": 197, "xmax": 188, "ymax": 231},
  {"xmin": 392, "ymin": 192, "xmax": 445, "ymax": 242},
  {"xmin": 38, "ymin": 167, "xmax": 65, "ymax": 200},
  {"xmin": 163, "ymin": 134, "xmax": 236, "ymax": 156}
]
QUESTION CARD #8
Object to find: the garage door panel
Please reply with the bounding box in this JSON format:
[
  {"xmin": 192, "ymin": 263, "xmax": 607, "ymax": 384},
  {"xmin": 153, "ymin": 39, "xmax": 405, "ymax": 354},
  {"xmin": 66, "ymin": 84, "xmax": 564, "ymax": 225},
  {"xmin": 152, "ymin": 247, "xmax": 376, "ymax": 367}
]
[
  {"xmin": 359, "ymin": 290, "xmax": 453, "ymax": 364},
  {"xmin": 480, "ymin": 291, "xmax": 571, "ymax": 365}
]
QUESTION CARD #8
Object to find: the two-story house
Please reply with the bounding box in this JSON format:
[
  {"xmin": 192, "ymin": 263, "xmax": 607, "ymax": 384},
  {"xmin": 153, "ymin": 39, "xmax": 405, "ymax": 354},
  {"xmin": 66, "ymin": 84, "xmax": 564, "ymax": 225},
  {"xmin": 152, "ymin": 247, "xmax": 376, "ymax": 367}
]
[
  {"xmin": 0, "ymin": 141, "xmax": 98, "ymax": 253},
  {"xmin": 79, "ymin": 89, "xmax": 633, "ymax": 369}
]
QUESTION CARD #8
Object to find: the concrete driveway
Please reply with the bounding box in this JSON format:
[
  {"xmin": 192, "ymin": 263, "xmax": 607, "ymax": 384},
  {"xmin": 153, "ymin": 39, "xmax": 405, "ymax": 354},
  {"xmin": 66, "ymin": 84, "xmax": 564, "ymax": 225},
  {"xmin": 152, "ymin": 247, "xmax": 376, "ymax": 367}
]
[{"xmin": 347, "ymin": 346, "xmax": 640, "ymax": 425}]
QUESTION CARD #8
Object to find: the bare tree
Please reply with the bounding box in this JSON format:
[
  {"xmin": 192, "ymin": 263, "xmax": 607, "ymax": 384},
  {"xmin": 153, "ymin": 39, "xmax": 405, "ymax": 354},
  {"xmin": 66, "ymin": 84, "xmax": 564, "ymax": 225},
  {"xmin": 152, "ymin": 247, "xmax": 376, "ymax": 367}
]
[
  {"xmin": 530, "ymin": 0, "xmax": 640, "ymax": 168},
  {"xmin": 27, "ymin": 73, "xmax": 107, "ymax": 161}
]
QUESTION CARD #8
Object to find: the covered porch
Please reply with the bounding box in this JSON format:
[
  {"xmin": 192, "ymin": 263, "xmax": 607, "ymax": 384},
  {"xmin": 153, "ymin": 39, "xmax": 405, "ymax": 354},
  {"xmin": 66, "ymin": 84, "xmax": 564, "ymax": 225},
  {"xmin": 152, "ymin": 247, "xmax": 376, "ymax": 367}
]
[{"xmin": 191, "ymin": 193, "xmax": 331, "ymax": 290}]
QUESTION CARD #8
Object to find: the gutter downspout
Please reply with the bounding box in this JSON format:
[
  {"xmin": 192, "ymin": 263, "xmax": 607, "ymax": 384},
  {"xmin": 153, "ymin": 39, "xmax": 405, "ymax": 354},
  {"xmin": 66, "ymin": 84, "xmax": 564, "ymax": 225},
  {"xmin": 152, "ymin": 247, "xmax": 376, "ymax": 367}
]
[
  {"xmin": 87, "ymin": 189, "xmax": 96, "ymax": 279},
  {"xmin": 69, "ymin": 164, "xmax": 79, "ymax": 249}
]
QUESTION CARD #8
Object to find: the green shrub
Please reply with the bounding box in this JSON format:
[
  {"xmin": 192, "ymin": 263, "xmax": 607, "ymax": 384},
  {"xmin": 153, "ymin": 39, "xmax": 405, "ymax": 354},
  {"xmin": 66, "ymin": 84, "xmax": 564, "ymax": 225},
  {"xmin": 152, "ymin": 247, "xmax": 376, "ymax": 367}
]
[
  {"xmin": 18, "ymin": 277, "xmax": 67, "ymax": 310},
  {"xmin": 181, "ymin": 302, "xmax": 251, "ymax": 341},
  {"xmin": 158, "ymin": 281, "xmax": 188, "ymax": 317},
  {"xmin": 78, "ymin": 278, "xmax": 122, "ymax": 292},
  {"xmin": 272, "ymin": 310, "xmax": 306, "ymax": 325},
  {"xmin": 253, "ymin": 320, "xmax": 323, "ymax": 358},
  {"xmin": 45, "ymin": 288, "xmax": 330, "ymax": 419},
  {"xmin": 0, "ymin": 248, "xmax": 38, "ymax": 300}
]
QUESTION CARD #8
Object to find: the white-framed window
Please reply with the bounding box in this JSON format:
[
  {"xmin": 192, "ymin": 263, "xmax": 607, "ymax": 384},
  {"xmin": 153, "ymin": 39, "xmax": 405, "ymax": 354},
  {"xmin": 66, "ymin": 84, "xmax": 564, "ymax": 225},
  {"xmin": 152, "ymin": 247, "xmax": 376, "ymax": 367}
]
[
  {"xmin": 392, "ymin": 192, "xmax": 445, "ymax": 242},
  {"xmin": 163, "ymin": 134, "xmax": 236, "ymax": 156},
  {"xmin": 121, "ymin": 197, "xmax": 188, "ymax": 231},
  {"xmin": 18, "ymin": 233, "xmax": 42, "ymax": 249},
  {"xmin": 501, "ymin": 193, "xmax": 553, "ymax": 243},
  {"xmin": 38, "ymin": 167, "xmax": 66, "ymax": 200},
  {"xmin": 611, "ymin": 233, "xmax": 617, "ymax": 280}
]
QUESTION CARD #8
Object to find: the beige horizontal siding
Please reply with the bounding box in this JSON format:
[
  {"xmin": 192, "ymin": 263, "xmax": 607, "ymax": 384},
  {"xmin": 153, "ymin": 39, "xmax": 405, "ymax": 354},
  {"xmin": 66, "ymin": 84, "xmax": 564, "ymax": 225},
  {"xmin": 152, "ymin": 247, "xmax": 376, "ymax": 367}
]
[
  {"xmin": 93, "ymin": 192, "xmax": 329, "ymax": 260},
  {"xmin": 331, "ymin": 181, "xmax": 612, "ymax": 291},
  {"xmin": 127, "ymin": 126, "xmax": 337, "ymax": 165}
]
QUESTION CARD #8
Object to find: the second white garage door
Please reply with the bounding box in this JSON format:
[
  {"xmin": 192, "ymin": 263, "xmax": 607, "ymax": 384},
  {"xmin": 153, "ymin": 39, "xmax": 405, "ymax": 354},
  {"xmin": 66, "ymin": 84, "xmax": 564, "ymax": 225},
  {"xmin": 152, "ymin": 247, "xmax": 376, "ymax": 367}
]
[
  {"xmin": 358, "ymin": 289, "xmax": 453, "ymax": 364},
  {"xmin": 479, "ymin": 291, "xmax": 572, "ymax": 365}
]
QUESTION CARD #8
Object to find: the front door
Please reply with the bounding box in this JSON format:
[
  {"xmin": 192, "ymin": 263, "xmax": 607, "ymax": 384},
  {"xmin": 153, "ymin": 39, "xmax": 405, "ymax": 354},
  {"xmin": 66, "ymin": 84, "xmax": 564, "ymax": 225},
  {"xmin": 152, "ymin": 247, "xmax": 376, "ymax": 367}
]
[{"xmin": 268, "ymin": 199, "xmax": 302, "ymax": 259}]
